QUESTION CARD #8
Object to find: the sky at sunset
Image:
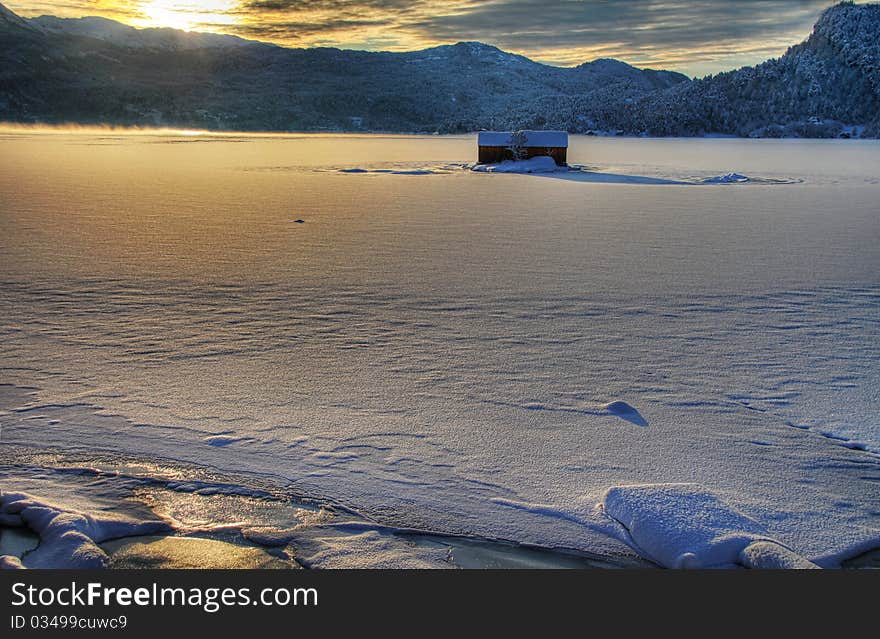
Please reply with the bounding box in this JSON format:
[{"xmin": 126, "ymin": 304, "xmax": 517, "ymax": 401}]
[{"xmin": 5, "ymin": 0, "xmax": 839, "ymax": 77}]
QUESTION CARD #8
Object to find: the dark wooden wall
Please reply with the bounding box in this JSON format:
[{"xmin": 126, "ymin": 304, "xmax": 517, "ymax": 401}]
[{"xmin": 478, "ymin": 146, "xmax": 567, "ymax": 165}]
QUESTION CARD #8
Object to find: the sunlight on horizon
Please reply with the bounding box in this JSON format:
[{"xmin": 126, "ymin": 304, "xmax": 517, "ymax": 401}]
[
  {"xmin": 0, "ymin": 122, "xmax": 215, "ymax": 136},
  {"xmin": 0, "ymin": 123, "xmax": 457, "ymax": 139},
  {"xmin": 130, "ymin": 0, "xmax": 239, "ymax": 32}
]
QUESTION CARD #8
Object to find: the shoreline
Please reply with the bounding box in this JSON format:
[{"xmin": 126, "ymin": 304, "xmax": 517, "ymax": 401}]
[
  {"xmin": 3, "ymin": 444, "xmax": 879, "ymax": 570},
  {"xmin": 0, "ymin": 122, "xmax": 877, "ymax": 141},
  {"xmin": 0, "ymin": 444, "xmax": 650, "ymax": 570}
]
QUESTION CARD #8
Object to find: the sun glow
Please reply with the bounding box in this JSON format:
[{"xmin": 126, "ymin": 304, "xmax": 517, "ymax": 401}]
[{"xmin": 131, "ymin": 0, "xmax": 239, "ymax": 32}]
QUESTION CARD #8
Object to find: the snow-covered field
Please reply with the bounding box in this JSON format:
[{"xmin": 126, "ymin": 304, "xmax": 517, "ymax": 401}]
[{"xmin": 1, "ymin": 132, "xmax": 878, "ymax": 568}]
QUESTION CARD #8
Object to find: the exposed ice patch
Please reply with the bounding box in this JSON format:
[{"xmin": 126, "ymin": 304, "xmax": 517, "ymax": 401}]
[
  {"xmin": 102, "ymin": 535, "xmax": 300, "ymax": 569},
  {"xmin": 0, "ymin": 526, "xmax": 39, "ymax": 557}
]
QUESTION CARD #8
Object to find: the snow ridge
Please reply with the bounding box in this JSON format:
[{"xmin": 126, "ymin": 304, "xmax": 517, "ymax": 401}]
[{"xmin": 0, "ymin": 492, "xmax": 169, "ymax": 569}]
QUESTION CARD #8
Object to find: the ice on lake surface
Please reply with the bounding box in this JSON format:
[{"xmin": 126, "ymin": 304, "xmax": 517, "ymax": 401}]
[{"xmin": 1, "ymin": 133, "xmax": 879, "ymax": 568}]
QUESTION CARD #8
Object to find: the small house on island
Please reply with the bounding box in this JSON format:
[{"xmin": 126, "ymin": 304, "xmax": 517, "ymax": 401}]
[{"xmin": 477, "ymin": 130, "xmax": 568, "ymax": 165}]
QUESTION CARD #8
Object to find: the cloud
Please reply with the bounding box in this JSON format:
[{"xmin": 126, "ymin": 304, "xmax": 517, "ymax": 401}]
[
  {"xmin": 5, "ymin": 0, "xmax": 839, "ymax": 75},
  {"xmin": 374, "ymin": 0, "xmax": 833, "ymax": 73},
  {"xmin": 6, "ymin": 0, "xmax": 142, "ymax": 21}
]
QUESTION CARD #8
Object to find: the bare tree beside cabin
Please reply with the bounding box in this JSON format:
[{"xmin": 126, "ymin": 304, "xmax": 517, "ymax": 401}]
[{"xmin": 506, "ymin": 131, "xmax": 529, "ymax": 160}]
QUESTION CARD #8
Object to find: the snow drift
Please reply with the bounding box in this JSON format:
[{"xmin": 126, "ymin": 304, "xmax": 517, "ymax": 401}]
[
  {"xmin": 703, "ymin": 173, "xmax": 750, "ymax": 184},
  {"xmin": 471, "ymin": 156, "xmax": 565, "ymax": 173},
  {"xmin": 0, "ymin": 492, "xmax": 169, "ymax": 569},
  {"xmin": 601, "ymin": 484, "xmax": 819, "ymax": 569}
]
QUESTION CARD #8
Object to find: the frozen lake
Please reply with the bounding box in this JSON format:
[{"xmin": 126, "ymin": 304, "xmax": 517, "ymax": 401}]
[{"xmin": 1, "ymin": 132, "xmax": 879, "ymax": 568}]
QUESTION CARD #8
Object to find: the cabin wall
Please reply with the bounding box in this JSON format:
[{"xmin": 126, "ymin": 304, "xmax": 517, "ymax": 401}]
[{"xmin": 478, "ymin": 146, "xmax": 567, "ymax": 165}]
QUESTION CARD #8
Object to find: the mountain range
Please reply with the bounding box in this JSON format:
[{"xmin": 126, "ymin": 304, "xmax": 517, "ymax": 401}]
[{"xmin": 1, "ymin": 1, "xmax": 878, "ymax": 137}]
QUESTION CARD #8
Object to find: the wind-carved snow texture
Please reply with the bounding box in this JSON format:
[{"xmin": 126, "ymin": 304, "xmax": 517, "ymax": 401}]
[{"xmin": 1, "ymin": 133, "xmax": 879, "ymax": 567}]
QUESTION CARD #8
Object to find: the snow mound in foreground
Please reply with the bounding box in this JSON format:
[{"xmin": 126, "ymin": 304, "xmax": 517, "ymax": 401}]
[
  {"xmin": 602, "ymin": 483, "xmax": 819, "ymax": 569},
  {"xmin": 471, "ymin": 156, "xmax": 565, "ymax": 173},
  {"xmin": 703, "ymin": 173, "xmax": 750, "ymax": 183},
  {"xmin": 0, "ymin": 492, "xmax": 169, "ymax": 569}
]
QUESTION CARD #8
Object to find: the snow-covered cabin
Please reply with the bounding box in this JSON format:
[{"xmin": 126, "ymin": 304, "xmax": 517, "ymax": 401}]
[{"xmin": 477, "ymin": 130, "xmax": 568, "ymax": 165}]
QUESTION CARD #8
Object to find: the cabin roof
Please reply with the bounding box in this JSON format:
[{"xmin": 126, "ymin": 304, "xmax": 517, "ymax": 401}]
[{"xmin": 478, "ymin": 130, "xmax": 568, "ymax": 148}]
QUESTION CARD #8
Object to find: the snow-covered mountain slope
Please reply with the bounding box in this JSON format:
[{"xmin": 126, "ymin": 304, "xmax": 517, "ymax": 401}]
[
  {"xmin": 0, "ymin": 1, "xmax": 877, "ymax": 136},
  {"xmin": 29, "ymin": 15, "xmax": 257, "ymax": 51},
  {"xmin": 619, "ymin": 2, "xmax": 880, "ymax": 137},
  {"xmin": 0, "ymin": 1, "xmax": 33, "ymax": 30}
]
